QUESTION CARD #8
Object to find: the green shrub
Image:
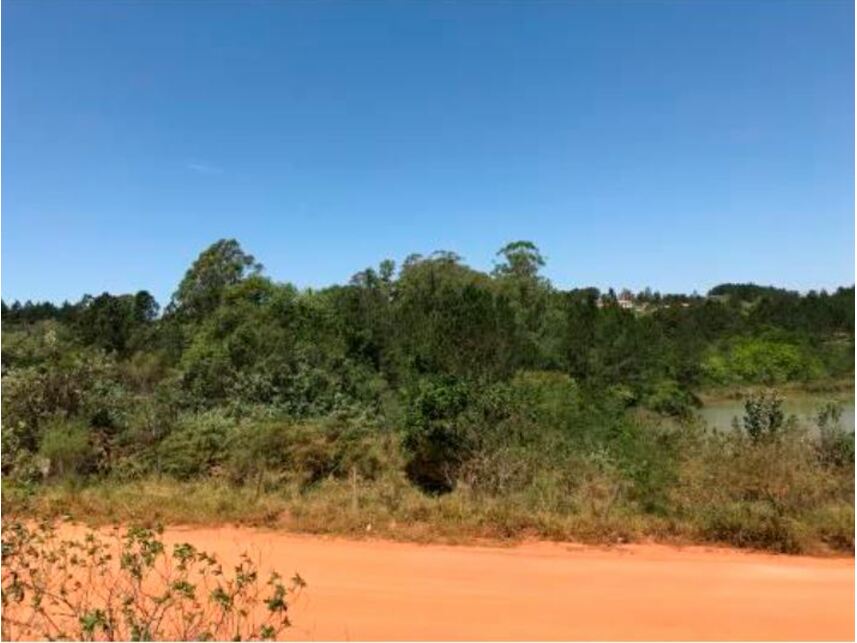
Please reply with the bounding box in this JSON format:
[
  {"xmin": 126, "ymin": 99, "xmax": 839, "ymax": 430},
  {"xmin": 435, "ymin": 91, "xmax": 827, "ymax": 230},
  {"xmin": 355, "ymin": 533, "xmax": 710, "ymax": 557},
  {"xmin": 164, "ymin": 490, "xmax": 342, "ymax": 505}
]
[
  {"xmin": 157, "ymin": 411, "xmax": 235, "ymax": 480},
  {"xmin": 286, "ymin": 417, "xmax": 394, "ymax": 485},
  {"xmin": 815, "ymin": 401, "xmax": 855, "ymax": 468},
  {"xmin": 812, "ymin": 504, "xmax": 855, "ymax": 550},
  {"xmin": 643, "ymin": 379, "xmax": 700, "ymax": 418},
  {"xmin": 225, "ymin": 414, "xmax": 397, "ymax": 493},
  {"xmin": 1, "ymin": 321, "xmax": 70, "ymax": 371},
  {"xmin": 1, "ymin": 350, "xmax": 130, "ymax": 469},
  {"xmin": 735, "ymin": 389, "xmax": 792, "ymax": 443},
  {"xmin": 702, "ymin": 338, "xmax": 825, "ymax": 385},
  {"xmin": 402, "ymin": 378, "xmax": 474, "ymax": 493},
  {"xmin": 38, "ymin": 420, "xmax": 96, "ymax": 479},
  {"xmin": 508, "ymin": 371, "xmax": 581, "ymax": 424},
  {"xmin": 701, "ymin": 501, "xmax": 808, "ymax": 553},
  {"xmin": 227, "ymin": 421, "xmax": 290, "ymax": 487},
  {"xmin": 607, "ymin": 418, "xmax": 681, "ymax": 514}
]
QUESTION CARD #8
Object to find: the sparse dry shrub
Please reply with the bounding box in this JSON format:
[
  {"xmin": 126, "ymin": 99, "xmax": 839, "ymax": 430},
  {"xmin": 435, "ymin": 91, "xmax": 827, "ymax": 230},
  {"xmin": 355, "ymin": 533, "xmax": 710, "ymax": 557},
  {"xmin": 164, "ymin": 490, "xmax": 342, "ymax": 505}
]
[
  {"xmin": 673, "ymin": 422, "xmax": 852, "ymax": 552},
  {"xmin": 1, "ymin": 521, "xmax": 305, "ymax": 641}
]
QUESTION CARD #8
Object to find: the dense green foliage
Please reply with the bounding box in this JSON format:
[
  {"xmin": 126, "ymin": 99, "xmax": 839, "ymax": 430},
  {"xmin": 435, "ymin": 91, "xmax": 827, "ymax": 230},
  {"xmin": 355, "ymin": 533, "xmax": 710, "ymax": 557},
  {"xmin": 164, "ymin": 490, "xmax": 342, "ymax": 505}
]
[{"xmin": 2, "ymin": 239, "xmax": 854, "ymax": 552}]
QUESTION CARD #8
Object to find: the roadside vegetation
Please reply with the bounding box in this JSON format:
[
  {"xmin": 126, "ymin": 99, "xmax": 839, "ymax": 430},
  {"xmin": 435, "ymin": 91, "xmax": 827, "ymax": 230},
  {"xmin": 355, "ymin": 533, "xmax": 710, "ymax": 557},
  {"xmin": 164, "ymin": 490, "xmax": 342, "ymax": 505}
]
[
  {"xmin": 2, "ymin": 239, "xmax": 854, "ymax": 554},
  {"xmin": 1, "ymin": 520, "xmax": 305, "ymax": 641}
]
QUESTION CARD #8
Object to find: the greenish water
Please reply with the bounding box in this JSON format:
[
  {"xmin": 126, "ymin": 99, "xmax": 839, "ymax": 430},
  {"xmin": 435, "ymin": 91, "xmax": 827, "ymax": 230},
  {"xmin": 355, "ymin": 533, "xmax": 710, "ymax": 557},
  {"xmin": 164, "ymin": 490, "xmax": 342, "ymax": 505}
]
[{"xmin": 698, "ymin": 394, "xmax": 855, "ymax": 434}]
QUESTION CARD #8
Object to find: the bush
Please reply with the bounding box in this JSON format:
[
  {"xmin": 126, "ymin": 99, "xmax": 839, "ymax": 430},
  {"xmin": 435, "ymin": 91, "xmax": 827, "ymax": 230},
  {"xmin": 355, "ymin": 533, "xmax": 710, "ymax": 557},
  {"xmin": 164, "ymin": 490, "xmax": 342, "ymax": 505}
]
[
  {"xmin": 507, "ymin": 371, "xmax": 581, "ymax": 425},
  {"xmin": 402, "ymin": 378, "xmax": 474, "ymax": 493},
  {"xmin": 1, "ymin": 521, "xmax": 305, "ymax": 641},
  {"xmin": 643, "ymin": 379, "xmax": 700, "ymax": 418},
  {"xmin": 283, "ymin": 416, "xmax": 395, "ymax": 486},
  {"xmin": 157, "ymin": 411, "xmax": 235, "ymax": 480},
  {"xmin": 815, "ymin": 401, "xmax": 855, "ymax": 468},
  {"xmin": 812, "ymin": 504, "xmax": 855, "ymax": 551},
  {"xmin": 39, "ymin": 420, "xmax": 97, "ymax": 479},
  {"xmin": 701, "ymin": 501, "xmax": 808, "ymax": 553},
  {"xmin": 2, "ymin": 352, "xmax": 126, "ymax": 438},
  {"xmin": 226, "ymin": 421, "xmax": 291, "ymax": 487},
  {"xmin": 735, "ymin": 389, "xmax": 792, "ymax": 443},
  {"xmin": 1, "ymin": 321, "xmax": 69, "ymax": 371},
  {"xmin": 674, "ymin": 412, "xmax": 851, "ymax": 553},
  {"xmin": 223, "ymin": 412, "xmax": 397, "ymax": 494},
  {"xmin": 1, "ymin": 350, "xmax": 131, "ymax": 480},
  {"xmin": 702, "ymin": 338, "xmax": 824, "ymax": 385},
  {"xmin": 606, "ymin": 418, "xmax": 682, "ymax": 514}
]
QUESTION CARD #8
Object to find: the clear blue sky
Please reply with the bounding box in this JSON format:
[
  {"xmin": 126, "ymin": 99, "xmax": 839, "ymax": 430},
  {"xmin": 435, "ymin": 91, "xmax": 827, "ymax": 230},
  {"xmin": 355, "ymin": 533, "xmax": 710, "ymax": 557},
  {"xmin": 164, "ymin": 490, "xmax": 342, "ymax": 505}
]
[{"xmin": 2, "ymin": 0, "xmax": 854, "ymax": 305}]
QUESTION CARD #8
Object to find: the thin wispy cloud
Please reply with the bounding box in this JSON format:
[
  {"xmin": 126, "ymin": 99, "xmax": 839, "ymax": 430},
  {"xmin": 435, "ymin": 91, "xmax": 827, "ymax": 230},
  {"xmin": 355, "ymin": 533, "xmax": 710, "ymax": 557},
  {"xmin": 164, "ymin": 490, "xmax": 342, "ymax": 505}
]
[{"xmin": 186, "ymin": 162, "xmax": 224, "ymax": 175}]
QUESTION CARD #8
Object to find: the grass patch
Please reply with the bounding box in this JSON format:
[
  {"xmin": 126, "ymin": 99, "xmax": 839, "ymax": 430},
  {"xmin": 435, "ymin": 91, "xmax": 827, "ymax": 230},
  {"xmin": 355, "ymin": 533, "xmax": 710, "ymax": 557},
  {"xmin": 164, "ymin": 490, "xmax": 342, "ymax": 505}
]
[{"xmin": 4, "ymin": 472, "xmax": 851, "ymax": 555}]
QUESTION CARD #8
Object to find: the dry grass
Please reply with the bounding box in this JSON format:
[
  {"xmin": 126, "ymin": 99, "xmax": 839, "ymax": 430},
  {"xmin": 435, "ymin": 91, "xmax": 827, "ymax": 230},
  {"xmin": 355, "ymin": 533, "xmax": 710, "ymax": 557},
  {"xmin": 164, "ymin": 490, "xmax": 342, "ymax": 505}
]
[{"xmin": 5, "ymin": 469, "xmax": 851, "ymax": 555}]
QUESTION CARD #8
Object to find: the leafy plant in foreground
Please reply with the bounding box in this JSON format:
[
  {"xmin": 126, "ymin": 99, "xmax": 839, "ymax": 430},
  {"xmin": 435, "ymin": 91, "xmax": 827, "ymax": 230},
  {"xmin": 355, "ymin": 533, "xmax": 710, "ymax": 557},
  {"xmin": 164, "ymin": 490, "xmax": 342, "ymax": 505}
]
[{"xmin": 1, "ymin": 521, "xmax": 306, "ymax": 641}]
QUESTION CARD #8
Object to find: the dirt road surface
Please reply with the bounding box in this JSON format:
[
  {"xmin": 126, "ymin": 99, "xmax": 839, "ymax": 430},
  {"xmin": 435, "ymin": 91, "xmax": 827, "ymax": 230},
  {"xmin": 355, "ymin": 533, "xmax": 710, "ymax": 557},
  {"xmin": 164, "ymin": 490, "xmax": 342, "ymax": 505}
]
[{"xmin": 143, "ymin": 526, "xmax": 854, "ymax": 641}]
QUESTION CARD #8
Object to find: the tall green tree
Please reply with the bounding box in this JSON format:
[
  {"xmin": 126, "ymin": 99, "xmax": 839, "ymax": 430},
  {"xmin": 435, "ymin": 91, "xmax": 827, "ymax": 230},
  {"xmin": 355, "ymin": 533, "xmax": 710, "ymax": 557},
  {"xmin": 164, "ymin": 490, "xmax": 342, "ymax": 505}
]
[{"xmin": 168, "ymin": 239, "xmax": 262, "ymax": 321}]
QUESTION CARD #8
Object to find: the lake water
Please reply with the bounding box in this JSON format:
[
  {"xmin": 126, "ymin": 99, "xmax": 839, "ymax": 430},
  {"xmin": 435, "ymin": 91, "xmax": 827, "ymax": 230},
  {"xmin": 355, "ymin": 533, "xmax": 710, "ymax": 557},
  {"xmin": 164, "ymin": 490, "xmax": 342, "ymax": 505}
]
[{"xmin": 698, "ymin": 394, "xmax": 855, "ymax": 434}]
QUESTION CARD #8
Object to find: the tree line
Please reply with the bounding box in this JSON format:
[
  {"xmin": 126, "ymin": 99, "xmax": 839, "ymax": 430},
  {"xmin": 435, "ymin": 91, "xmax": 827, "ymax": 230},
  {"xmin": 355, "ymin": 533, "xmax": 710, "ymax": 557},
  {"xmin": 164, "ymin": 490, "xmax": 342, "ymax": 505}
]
[
  {"xmin": 4, "ymin": 239, "xmax": 853, "ymax": 400},
  {"xmin": 2, "ymin": 239, "xmax": 854, "ymax": 552}
]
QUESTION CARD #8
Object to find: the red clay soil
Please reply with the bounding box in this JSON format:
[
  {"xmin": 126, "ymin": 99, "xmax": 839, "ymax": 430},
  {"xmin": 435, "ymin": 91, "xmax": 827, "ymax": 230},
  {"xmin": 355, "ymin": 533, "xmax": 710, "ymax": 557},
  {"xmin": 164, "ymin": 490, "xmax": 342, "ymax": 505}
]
[{"xmin": 133, "ymin": 525, "xmax": 854, "ymax": 641}]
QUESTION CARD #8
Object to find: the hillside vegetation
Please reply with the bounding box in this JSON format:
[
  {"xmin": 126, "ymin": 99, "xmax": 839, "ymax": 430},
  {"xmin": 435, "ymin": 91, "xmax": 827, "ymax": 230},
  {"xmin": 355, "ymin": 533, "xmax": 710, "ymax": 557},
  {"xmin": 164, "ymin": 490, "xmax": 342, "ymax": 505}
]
[{"xmin": 2, "ymin": 240, "xmax": 854, "ymax": 553}]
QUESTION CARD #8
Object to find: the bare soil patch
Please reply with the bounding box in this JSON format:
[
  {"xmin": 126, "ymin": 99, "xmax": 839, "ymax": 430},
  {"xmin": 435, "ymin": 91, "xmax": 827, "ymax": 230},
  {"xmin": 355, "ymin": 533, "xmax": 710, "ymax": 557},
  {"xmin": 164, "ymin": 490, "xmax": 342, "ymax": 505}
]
[{"xmin": 26, "ymin": 523, "xmax": 853, "ymax": 641}]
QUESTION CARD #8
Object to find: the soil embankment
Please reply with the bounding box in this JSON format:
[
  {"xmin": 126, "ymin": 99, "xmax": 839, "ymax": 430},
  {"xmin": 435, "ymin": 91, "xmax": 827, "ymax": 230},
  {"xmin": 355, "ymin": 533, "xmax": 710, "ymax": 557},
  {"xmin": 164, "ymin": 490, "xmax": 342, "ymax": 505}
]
[{"xmin": 104, "ymin": 524, "xmax": 854, "ymax": 641}]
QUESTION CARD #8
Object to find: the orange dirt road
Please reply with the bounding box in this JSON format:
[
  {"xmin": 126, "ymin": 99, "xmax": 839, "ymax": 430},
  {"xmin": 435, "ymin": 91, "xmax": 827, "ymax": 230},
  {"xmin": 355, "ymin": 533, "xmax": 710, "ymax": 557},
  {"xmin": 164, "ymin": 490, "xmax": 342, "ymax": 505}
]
[{"xmin": 145, "ymin": 526, "xmax": 854, "ymax": 641}]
